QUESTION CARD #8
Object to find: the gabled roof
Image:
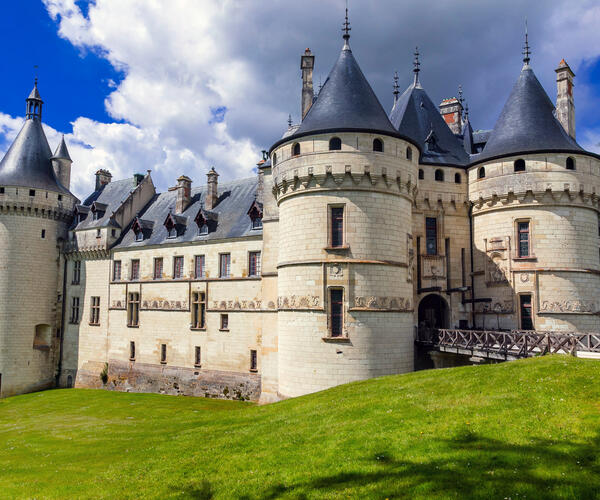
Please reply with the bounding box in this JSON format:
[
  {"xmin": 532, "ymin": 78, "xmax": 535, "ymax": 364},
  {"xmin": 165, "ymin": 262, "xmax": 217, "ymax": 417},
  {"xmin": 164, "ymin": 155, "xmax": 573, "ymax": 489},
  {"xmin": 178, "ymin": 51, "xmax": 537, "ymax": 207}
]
[
  {"xmin": 475, "ymin": 64, "xmax": 584, "ymax": 163},
  {"xmin": 0, "ymin": 119, "xmax": 71, "ymax": 194},
  {"xmin": 389, "ymin": 83, "xmax": 469, "ymax": 166}
]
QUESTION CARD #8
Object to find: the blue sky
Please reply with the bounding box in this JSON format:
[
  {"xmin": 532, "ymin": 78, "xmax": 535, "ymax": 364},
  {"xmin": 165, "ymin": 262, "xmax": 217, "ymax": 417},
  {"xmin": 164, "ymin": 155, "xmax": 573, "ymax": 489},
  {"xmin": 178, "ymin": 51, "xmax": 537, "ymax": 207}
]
[{"xmin": 0, "ymin": 0, "xmax": 599, "ymax": 199}]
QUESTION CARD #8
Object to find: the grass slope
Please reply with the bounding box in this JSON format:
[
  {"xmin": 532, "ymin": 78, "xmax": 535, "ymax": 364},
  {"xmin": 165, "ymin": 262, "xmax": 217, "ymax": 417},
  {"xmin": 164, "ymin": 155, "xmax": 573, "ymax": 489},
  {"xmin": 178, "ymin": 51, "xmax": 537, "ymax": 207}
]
[{"xmin": 1, "ymin": 356, "xmax": 599, "ymax": 499}]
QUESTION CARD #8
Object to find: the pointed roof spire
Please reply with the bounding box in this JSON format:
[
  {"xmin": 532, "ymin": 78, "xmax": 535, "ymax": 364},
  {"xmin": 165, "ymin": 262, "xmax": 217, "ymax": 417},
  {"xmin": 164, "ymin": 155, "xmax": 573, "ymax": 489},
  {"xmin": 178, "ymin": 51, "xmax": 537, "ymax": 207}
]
[
  {"xmin": 342, "ymin": 1, "xmax": 351, "ymax": 50},
  {"xmin": 413, "ymin": 47, "xmax": 421, "ymax": 87},
  {"xmin": 26, "ymin": 77, "xmax": 43, "ymax": 121},
  {"xmin": 522, "ymin": 19, "xmax": 531, "ymax": 65},
  {"xmin": 464, "ymin": 101, "xmax": 469, "ymax": 120},
  {"xmin": 393, "ymin": 71, "xmax": 400, "ymax": 101},
  {"xmin": 458, "ymin": 85, "xmax": 464, "ymax": 106},
  {"xmin": 53, "ymin": 135, "xmax": 72, "ymax": 162}
]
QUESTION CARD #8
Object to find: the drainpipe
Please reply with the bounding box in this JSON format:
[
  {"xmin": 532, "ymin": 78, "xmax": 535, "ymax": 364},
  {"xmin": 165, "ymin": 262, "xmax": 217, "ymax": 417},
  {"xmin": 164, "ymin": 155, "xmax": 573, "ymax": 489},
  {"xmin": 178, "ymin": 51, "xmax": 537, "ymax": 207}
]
[{"xmin": 469, "ymin": 204, "xmax": 476, "ymax": 328}]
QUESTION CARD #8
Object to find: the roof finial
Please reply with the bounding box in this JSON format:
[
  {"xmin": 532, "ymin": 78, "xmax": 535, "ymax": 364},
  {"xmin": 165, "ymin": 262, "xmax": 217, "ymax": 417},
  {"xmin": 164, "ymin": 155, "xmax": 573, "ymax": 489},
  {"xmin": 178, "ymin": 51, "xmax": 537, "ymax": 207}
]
[
  {"xmin": 34, "ymin": 65, "xmax": 39, "ymax": 87},
  {"xmin": 342, "ymin": 0, "xmax": 351, "ymax": 49},
  {"xmin": 522, "ymin": 19, "xmax": 531, "ymax": 65},
  {"xmin": 393, "ymin": 71, "xmax": 399, "ymax": 101},
  {"xmin": 458, "ymin": 84, "xmax": 464, "ymax": 105},
  {"xmin": 413, "ymin": 46, "xmax": 421, "ymax": 87},
  {"xmin": 318, "ymin": 75, "xmax": 323, "ymax": 95},
  {"xmin": 464, "ymin": 102, "xmax": 469, "ymax": 120},
  {"xmin": 287, "ymin": 114, "xmax": 293, "ymax": 128}
]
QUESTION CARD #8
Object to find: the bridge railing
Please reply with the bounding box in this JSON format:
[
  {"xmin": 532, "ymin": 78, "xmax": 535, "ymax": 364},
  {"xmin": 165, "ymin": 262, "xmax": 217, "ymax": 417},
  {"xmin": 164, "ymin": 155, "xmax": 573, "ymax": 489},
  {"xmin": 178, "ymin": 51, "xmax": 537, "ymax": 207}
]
[{"xmin": 416, "ymin": 328, "xmax": 600, "ymax": 357}]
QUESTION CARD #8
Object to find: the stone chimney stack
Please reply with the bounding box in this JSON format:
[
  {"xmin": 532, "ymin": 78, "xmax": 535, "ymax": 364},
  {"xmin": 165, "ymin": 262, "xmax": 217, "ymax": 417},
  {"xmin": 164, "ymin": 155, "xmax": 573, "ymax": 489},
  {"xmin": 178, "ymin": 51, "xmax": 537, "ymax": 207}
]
[
  {"xmin": 555, "ymin": 59, "xmax": 576, "ymax": 139},
  {"xmin": 95, "ymin": 169, "xmax": 112, "ymax": 191},
  {"xmin": 175, "ymin": 175, "xmax": 192, "ymax": 214},
  {"xmin": 205, "ymin": 167, "xmax": 219, "ymax": 210},
  {"xmin": 439, "ymin": 97, "xmax": 463, "ymax": 135},
  {"xmin": 301, "ymin": 48, "xmax": 315, "ymax": 120}
]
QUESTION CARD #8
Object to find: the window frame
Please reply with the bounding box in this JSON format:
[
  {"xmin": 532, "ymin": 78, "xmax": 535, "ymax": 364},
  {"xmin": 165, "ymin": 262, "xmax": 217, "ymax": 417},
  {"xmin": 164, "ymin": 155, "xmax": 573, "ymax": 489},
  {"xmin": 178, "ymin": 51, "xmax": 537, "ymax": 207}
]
[
  {"xmin": 478, "ymin": 166, "xmax": 486, "ymax": 179},
  {"xmin": 292, "ymin": 142, "xmax": 300, "ymax": 156},
  {"xmin": 519, "ymin": 294, "xmax": 534, "ymax": 331},
  {"xmin": 127, "ymin": 292, "xmax": 140, "ymax": 327},
  {"xmin": 514, "ymin": 219, "xmax": 534, "ymax": 259},
  {"xmin": 566, "ymin": 156, "xmax": 576, "ymax": 170},
  {"xmin": 454, "ymin": 172, "xmax": 462, "ymax": 184},
  {"xmin": 514, "ymin": 158, "xmax": 526, "ymax": 172},
  {"xmin": 250, "ymin": 349, "xmax": 258, "ymax": 372},
  {"xmin": 191, "ymin": 292, "xmax": 206, "ymax": 330},
  {"xmin": 153, "ymin": 257, "xmax": 163, "ymax": 280},
  {"xmin": 329, "ymin": 137, "xmax": 342, "ymax": 151},
  {"xmin": 406, "ymin": 147, "xmax": 413, "ymax": 161},
  {"xmin": 434, "ymin": 169, "xmax": 444, "ymax": 182},
  {"xmin": 129, "ymin": 341, "xmax": 136, "ymax": 361},
  {"xmin": 130, "ymin": 259, "xmax": 140, "ymax": 281},
  {"xmin": 418, "ymin": 169, "xmax": 424, "ymax": 180},
  {"xmin": 194, "ymin": 255, "xmax": 205, "ymax": 279},
  {"xmin": 328, "ymin": 288, "xmax": 344, "ymax": 338},
  {"xmin": 373, "ymin": 138, "xmax": 384, "ymax": 152},
  {"xmin": 89, "ymin": 296, "xmax": 100, "ymax": 326},
  {"xmin": 113, "ymin": 260, "xmax": 122, "ymax": 281},
  {"xmin": 173, "ymin": 256, "xmax": 184, "ymax": 280},
  {"xmin": 220, "ymin": 313, "xmax": 229, "ymax": 331},
  {"xmin": 194, "ymin": 346, "xmax": 201, "ymax": 367},
  {"xmin": 72, "ymin": 260, "xmax": 81, "ymax": 285},
  {"xmin": 160, "ymin": 343, "xmax": 167, "ymax": 364},
  {"xmin": 248, "ymin": 251, "xmax": 261, "ymax": 277},
  {"xmin": 329, "ymin": 205, "xmax": 346, "ymax": 249},
  {"xmin": 70, "ymin": 296, "xmax": 80, "ymax": 324},
  {"xmin": 425, "ymin": 217, "xmax": 438, "ymax": 256},
  {"xmin": 219, "ymin": 253, "xmax": 231, "ymax": 278}
]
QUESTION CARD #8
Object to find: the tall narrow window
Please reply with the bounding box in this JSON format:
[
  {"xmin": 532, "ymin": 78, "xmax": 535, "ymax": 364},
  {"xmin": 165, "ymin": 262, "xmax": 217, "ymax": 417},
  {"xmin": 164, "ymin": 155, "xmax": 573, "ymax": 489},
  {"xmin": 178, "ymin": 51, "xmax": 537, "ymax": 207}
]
[
  {"xmin": 435, "ymin": 169, "xmax": 444, "ymax": 182},
  {"xmin": 517, "ymin": 221, "xmax": 530, "ymax": 257},
  {"xmin": 251, "ymin": 216, "xmax": 262, "ymax": 229},
  {"xmin": 329, "ymin": 137, "xmax": 342, "ymax": 151},
  {"xmin": 160, "ymin": 344, "xmax": 167, "ymax": 364},
  {"xmin": 566, "ymin": 157, "xmax": 575, "ymax": 170},
  {"xmin": 113, "ymin": 260, "xmax": 122, "ymax": 281},
  {"xmin": 219, "ymin": 253, "xmax": 231, "ymax": 278},
  {"xmin": 127, "ymin": 292, "xmax": 140, "ymax": 327},
  {"xmin": 292, "ymin": 143, "xmax": 300, "ymax": 156},
  {"xmin": 373, "ymin": 138, "xmax": 383, "ymax": 152},
  {"xmin": 329, "ymin": 289, "xmax": 344, "ymax": 337},
  {"xmin": 129, "ymin": 341, "xmax": 136, "ymax": 361},
  {"xmin": 72, "ymin": 261, "xmax": 81, "ymax": 284},
  {"xmin": 194, "ymin": 255, "xmax": 205, "ymax": 278},
  {"xmin": 418, "ymin": 169, "xmax": 424, "ymax": 180},
  {"xmin": 514, "ymin": 159, "xmax": 526, "ymax": 172},
  {"xmin": 194, "ymin": 346, "xmax": 201, "ymax": 367},
  {"xmin": 70, "ymin": 297, "xmax": 80, "ymax": 324},
  {"xmin": 220, "ymin": 314, "xmax": 229, "ymax": 331},
  {"xmin": 330, "ymin": 207, "xmax": 344, "ymax": 248},
  {"xmin": 250, "ymin": 349, "xmax": 258, "ymax": 371},
  {"xmin": 89, "ymin": 296, "xmax": 100, "ymax": 325},
  {"xmin": 249, "ymin": 251, "xmax": 261, "ymax": 277},
  {"xmin": 520, "ymin": 295, "xmax": 533, "ymax": 330},
  {"xmin": 173, "ymin": 256, "xmax": 184, "ymax": 279},
  {"xmin": 153, "ymin": 257, "xmax": 163, "ymax": 280},
  {"xmin": 454, "ymin": 173, "xmax": 462, "ymax": 184},
  {"xmin": 192, "ymin": 292, "xmax": 206, "ymax": 329},
  {"xmin": 406, "ymin": 147, "xmax": 412, "ymax": 160},
  {"xmin": 425, "ymin": 217, "xmax": 437, "ymax": 255},
  {"xmin": 478, "ymin": 166, "xmax": 485, "ymax": 179},
  {"xmin": 130, "ymin": 259, "xmax": 140, "ymax": 281}
]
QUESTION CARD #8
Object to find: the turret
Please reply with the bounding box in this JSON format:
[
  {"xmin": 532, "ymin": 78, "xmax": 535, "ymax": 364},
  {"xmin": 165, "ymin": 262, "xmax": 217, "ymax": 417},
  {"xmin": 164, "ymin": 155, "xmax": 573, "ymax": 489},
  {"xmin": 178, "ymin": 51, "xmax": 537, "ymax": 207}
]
[{"xmin": 52, "ymin": 135, "xmax": 73, "ymax": 190}]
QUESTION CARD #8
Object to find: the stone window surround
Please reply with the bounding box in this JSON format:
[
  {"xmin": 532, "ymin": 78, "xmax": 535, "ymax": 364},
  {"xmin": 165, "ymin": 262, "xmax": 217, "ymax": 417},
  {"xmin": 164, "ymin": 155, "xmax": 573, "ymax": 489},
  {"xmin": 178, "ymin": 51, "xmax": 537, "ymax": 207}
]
[
  {"xmin": 513, "ymin": 217, "xmax": 536, "ymax": 261},
  {"xmin": 324, "ymin": 286, "xmax": 347, "ymax": 341},
  {"xmin": 517, "ymin": 292, "xmax": 535, "ymax": 330},
  {"xmin": 325, "ymin": 203, "xmax": 349, "ymax": 252}
]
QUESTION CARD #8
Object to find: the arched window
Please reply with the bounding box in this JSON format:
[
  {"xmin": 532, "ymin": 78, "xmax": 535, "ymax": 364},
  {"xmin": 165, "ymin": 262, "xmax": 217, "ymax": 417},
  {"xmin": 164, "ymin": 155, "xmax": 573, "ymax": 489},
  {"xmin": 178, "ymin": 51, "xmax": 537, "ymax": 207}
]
[
  {"xmin": 566, "ymin": 156, "xmax": 575, "ymax": 170},
  {"xmin": 329, "ymin": 137, "xmax": 342, "ymax": 151},
  {"xmin": 455, "ymin": 173, "xmax": 461, "ymax": 184},
  {"xmin": 272, "ymin": 153, "xmax": 277, "ymax": 166},
  {"xmin": 514, "ymin": 159, "xmax": 526, "ymax": 172},
  {"xmin": 418, "ymin": 169, "xmax": 424, "ymax": 180},
  {"xmin": 406, "ymin": 147, "xmax": 413, "ymax": 160},
  {"xmin": 373, "ymin": 138, "xmax": 383, "ymax": 152},
  {"xmin": 435, "ymin": 169, "xmax": 444, "ymax": 182},
  {"xmin": 292, "ymin": 143, "xmax": 300, "ymax": 156},
  {"xmin": 478, "ymin": 167, "xmax": 486, "ymax": 179}
]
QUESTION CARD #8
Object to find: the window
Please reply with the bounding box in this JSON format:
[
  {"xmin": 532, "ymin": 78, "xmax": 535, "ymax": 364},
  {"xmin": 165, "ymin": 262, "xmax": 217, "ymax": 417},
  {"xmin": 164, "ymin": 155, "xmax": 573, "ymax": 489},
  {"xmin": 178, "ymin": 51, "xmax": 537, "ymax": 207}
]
[
  {"xmin": 29, "ymin": 189, "xmax": 35, "ymax": 197},
  {"xmin": 41, "ymin": 229, "xmax": 46, "ymax": 239},
  {"xmin": 198, "ymin": 223, "xmax": 208, "ymax": 236},
  {"xmin": 167, "ymin": 226, "xmax": 177, "ymax": 238},
  {"xmin": 153, "ymin": 257, "xmax": 163, "ymax": 280},
  {"xmin": 192, "ymin": 292, "xmax": 206, "ymax": 329},
  {"xmin": 111, "ymin": 229, "xmax": 116, "ymax": 238},
  {"xmin": 0, "ymin": 187, "xmax": 4, "ymax": 194},
  {"xmin": 70, "ymin": 297, "xmax": 80, "ymax": 324},
  {"xmin": 330, "ymin": 207, "xmax": 344, "ymax": 248},
  {"xmin": 251, "ymin": 217, "xmax": 262, "ymax": 230},
  {"xmin": 89, "ymin": 296, "xmax": 100, "ymax": 325},
  {"xmin": 435, "ymin": 169, "xmax": 444, "ymax": 182},
  {"xmin": 194, "ymin": 346, "xmax": 201, "ymax": 367},
  {"xmin": 517, "ymin": 221, "xmax": 530, "ymax": 257},
  {"xmin": 72, "ymin": 261, "xmax": 81, "ymax": 284},
  {"xmin": 160, "ymin": 344, "xmax": 167, "ymax": 364},
  {"xmin": 130, "ymin": 259, "xmax": 140, "ymax": 281},
  {"xmin": 249, "ymin": 251, "xmax": 261, "ymax": 277},
  {"xmin": 250, "ymin": 349, "xmax": 257, "ymax": 371},
  {"xmin": 96, "ymin": 228, "xmax": 101, "ymax": 239},
  {"xmin": 173, "ymin": 256, "xmax": 184, "ymax": 279},
  {"xmin": 566, "ymin": 156, "xmax": 575, "ymax": 170},
  {"xmin": 478, "ymin": 166, "xmax": 486, "ymax": 179},
  {"xmin": 329, "ymin": 289, "xmax": 344, "ymax": 337},
  {"xmin": 194, "ymin": 255, "xmax": 205, "ymax": 279},
  {"xmin": 455, "ymin": 173, "xmax": 462, "ymax": 184},
  {"xmin": 127, "ymin": 292, "xmax": 140, "ymax": 327},
  {"xmin": 220, "ymin": 314, "xmax": 229, "ymax": 331},
  {"xmin": 418, "ymin": 169, "xmax": 424, "ymax": 180},
  {"xmin": 292, "ymin": 143, "xmax": 300, "ymax": 156},
  {"xmin": 520, "ymin": 295, "xmax": 533, "ymax": 330},
  {"xmin": 406, "ymin": 147, "xmax": 412, "ymax": 160},
  {"xmin": 219, "ymin": 253, "xmax": 231, "ymax": 278},
  {"xmin": 129, "ymin": 341, "xmax": 136, "ymax": 361},
  {"xmin": 113, "ymin": 260, "xmax": 122, "ymax": 281},
  {"xmin": 514, "ymin": 159, "xmax": 526, "ymax": 172},
  {"xmin": 135, "ymin": 230, "xmax": 144, "ymax": 242},
  {"xmin": 425, "ymin": 217, "xmax": 437, "ymax": 255},
  {"xmin": 373, "ymin": 138, "xmax": 383, "ymax": 152},
  {"xmin": 93, "ymin": 210, "xmax": 100, "ymax": 221},
  {"xmin": 329, "ymin": 137, "xmax": 342, "ymax": 151},
  {"xmin": 272, "ymin": 153, "xmax": 277, "ymax": 166},
  {"xmin": 58, "ymin": 195, "xmax": 62, "ymax": 201}
]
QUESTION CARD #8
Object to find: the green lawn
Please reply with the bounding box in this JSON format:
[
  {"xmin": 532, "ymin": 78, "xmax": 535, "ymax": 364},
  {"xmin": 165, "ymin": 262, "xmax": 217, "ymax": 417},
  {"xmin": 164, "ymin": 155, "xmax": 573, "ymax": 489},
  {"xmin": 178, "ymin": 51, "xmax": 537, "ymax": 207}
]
[{"xmin": 1, "ymin": 356, "xmax": 599, "ymax": 499}]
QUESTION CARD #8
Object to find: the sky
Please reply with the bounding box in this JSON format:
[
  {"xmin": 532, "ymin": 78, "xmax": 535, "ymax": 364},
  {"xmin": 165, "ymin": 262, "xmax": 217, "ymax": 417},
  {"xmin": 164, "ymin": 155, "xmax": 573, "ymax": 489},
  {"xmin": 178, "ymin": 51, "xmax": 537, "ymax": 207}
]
[{"xmin": 0, "ymin": 0, "xmax": 599, "ymax": 200}]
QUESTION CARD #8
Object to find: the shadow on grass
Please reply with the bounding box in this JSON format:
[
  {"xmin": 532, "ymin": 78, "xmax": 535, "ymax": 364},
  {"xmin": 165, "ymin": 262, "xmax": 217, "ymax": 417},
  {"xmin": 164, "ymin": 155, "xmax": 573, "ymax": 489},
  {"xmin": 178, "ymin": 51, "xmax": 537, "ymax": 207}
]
[{"xmin": 231, "ymin": 431, "xmax": 600, "ymax": 499}]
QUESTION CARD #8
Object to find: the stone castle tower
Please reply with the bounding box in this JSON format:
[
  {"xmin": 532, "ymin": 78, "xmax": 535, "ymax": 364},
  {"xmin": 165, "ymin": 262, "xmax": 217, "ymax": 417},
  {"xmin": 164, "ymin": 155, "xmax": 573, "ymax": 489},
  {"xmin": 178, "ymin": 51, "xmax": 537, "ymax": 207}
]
[{"xmin": 0, "ymin": 82, "xmax": 77, "ymax": 397}]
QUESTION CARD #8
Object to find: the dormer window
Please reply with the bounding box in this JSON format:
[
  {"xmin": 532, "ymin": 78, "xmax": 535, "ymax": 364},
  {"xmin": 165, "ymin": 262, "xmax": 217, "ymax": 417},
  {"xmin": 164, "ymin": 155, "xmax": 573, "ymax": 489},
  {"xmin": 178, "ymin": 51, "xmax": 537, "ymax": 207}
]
[
  {"xmin": 199, "ymin": 224, "xmax": 208, "ymax": 236},
  {"xmin": 90, "ymin": 202, "xmax": 107, "ymax": 221},
  {"xmin": 194, "ymin": 208, "xmax": 216, "ymax": 237},
  {"xmin": 132, "ymin": 217, "xmax": 153, "ymax": 242},
  {"xmin": 251, "ymin": 218, "xmax": 262, "ymax": 230},
  {"xmin": 164, "ymin": 212, "xmax": 186, "ymax": 239},
  {"xmin": 247, "ymin": 200, "xmax": 263, "ymax": 230},
  {"xmin": 135, "ymin": 231, "xmax": 144, "ymax": 242}
]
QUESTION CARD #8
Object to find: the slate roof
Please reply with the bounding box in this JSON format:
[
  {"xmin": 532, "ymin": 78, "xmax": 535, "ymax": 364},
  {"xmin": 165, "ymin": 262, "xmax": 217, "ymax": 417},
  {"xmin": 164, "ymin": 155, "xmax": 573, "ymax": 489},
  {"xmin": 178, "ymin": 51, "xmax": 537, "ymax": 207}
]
[
  {"xmin": 52, "ymin": 136, "xmax": 72, "ymax": 161},
  {"xmin": 114, "ymin": 176, "xmax": 260, "ymax": 249},
  {"xmin": 462, "ymin": 119, "xmax": 474, "ymax": 155},
  {"xmin": 74, "ymin": 178, "xmax": 142, "ymax": 230},
  {"xmin": 389, "ymin": 83, "xmax": 470, "ymax": 166},
  {"xmin": 0, "ymin": 118, "xmax": 71, "ymax": 194},
  {"xmin": 475, "ymin": 64, "xmax": 584, "ymax": 163}
]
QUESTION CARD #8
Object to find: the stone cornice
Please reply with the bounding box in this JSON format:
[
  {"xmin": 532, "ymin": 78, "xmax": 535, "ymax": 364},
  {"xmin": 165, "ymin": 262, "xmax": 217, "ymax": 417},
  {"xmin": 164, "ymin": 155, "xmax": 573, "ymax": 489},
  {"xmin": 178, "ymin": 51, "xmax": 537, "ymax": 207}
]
[{"xmin": 0, "ymin": 200, "xmax": 75, "ymax": 223}]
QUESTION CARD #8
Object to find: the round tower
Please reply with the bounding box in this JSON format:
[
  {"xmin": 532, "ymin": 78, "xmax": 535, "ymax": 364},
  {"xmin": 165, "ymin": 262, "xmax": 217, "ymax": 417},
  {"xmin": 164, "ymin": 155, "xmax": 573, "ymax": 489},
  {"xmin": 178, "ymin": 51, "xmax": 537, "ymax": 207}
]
[
  {"xmin": 271, "ymin": 24, "xmax": 419, "ymax": 398},
  {"xmin": 468, "ymin": 42, "xmax": 600, "ymax": 332},
  {"xmin": 0, "ymin": 82, "xmax": 77, "ymax": 397}
]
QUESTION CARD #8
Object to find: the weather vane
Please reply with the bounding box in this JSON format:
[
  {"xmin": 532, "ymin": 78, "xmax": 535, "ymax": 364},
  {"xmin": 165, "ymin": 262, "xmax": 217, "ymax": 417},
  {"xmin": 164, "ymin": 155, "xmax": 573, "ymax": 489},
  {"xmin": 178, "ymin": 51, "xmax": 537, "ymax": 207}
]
[
  {"xmin": 393, "ymin": 71, "xmax": 399, "ymax": 101},
  {"xmin": 342, "ymin": 1, "xmax": 351, "ymax": 42},
  {"xmin": 413, "ymin": 47, "xmax": 420, "ymax": 85},
  {"xmin": 522, "ymin": 19, "xmax": 531, "ymax": 64}
]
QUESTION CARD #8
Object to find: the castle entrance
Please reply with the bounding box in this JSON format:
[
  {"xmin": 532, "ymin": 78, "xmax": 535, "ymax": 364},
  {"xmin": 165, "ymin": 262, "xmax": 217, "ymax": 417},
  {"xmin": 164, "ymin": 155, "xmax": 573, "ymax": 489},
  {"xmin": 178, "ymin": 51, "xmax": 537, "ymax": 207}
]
[{"xmin": 418, "ymin": 294, "xmax": 449, "ymax": 338}]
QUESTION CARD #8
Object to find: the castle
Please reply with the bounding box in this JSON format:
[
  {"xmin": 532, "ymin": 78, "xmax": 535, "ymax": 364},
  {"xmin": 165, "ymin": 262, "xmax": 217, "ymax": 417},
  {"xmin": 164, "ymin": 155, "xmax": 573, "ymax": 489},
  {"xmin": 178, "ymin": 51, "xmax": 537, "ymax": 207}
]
[{"xmin": 1, "ymin": 21, "xmax": 598, "ymax": 402}]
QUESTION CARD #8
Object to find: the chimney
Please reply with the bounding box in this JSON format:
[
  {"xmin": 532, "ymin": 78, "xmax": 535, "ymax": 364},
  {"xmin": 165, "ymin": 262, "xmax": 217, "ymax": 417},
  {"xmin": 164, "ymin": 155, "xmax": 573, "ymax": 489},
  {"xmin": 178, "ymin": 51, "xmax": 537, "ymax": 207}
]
[
  {"xmin": 175, "ymin": 175, "xmax": 192, "ymax": 213},
  {"xmin": 555, "ymin": 59, "xmax": 576, "ymax": 139},
  {"xmin": 439, "ymin": 97, "xmax": 463, "ymax": 135},
  {"xmin": 205, "ymin": 167, "xmax": 219, "ymax": 210},
  {"xmin": 133, "ymin": 173, "xmax": 145, "ymax": 186},
  {"xmin": 95, "ymin": 169, "xmax": 112, "ymax": 191},
  {"xmin": 301, "ymin": 48, "xmax": 315, "ymax": 120}
]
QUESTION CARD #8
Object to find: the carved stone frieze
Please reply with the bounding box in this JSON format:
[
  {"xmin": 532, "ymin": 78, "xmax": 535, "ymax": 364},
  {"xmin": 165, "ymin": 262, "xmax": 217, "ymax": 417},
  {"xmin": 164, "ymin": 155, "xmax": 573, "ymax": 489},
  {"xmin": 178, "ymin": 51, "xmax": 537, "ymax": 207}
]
[
  {"xmin": 210, "ymin": 298, "xmax": 271, "ymax": 311},
  {"xmin": 407, "ymin": 234, "xmax": 414, "ymax": 283},
  {"xmin": 539, "ymin": 300, "xmax": 598, "ymax": 314},
  {"xmin": 142, "ymin": 299, "xmax": 188, "ymax": 311},
  {"xmin": 476, "ymin": 300, "xmax": 514, "ymax": 314},
  {"xmin": 422, "ymin": 255, "xmax": 445, "ymax": 279},
  {"xmin": 352, "ymin": 296, "xmax": 412, "ymax": 311},
  {"xmin": 277, "ymin": 295, "xmax": 320, "ymax": 309},
  {"xmin": 110, "ymin": 300, "xmax": 126, "ymax": 310}
]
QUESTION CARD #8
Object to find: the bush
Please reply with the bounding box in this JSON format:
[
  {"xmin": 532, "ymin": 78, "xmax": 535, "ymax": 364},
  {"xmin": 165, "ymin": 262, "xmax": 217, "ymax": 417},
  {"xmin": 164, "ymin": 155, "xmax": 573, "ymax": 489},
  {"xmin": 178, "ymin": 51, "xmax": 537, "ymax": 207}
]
[{"xmin": 99, "ymin": 363, "xmax": 108, "ymax": 385}]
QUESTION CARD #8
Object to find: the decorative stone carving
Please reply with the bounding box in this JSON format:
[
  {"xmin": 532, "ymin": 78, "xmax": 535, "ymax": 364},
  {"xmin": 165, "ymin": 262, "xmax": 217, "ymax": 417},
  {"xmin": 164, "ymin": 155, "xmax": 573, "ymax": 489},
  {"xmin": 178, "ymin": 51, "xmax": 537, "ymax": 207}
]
[
  {"xmin": 520, "ymin": 273, "xmax": 530, "ymax": 283},
  {"xmin": 422, "ymin": 255, "xmax": 445, "ymax": 279},
  {"xmin": 329, "ymin": 263, "xmax": 344, "ymax": 278},
  {"xmin": 407, "ymin": 234, "xmax": 414, "ymax": 283},
  {"xmin": 540, "ymin": 300, "xmax": 598, "ymax": 314},
  {"xmin": 476, "ymin": 300, "xmax": 513, "ymax": 314},
  {"xmin": 277, "ymin": 295, "xmax": 320, "ymax": 309},
  {"xmin": 111, "ymin": 300, "xmax": 126, "ymax": 310},
  {"xmin": 209, "ymin": 298, "xmax": 263, "ymax": 311},
  {"xmin": 352, "ymin": 296, "xmax": 412, "ymax": 311},
  {"xmin": 140, "ymin": 299, "xmax": 188, "ymax": 311}
]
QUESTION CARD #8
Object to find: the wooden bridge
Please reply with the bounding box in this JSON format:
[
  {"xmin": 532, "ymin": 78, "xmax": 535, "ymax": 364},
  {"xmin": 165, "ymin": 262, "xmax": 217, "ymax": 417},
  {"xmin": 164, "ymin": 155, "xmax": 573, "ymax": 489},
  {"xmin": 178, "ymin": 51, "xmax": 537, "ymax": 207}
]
[{"xmin": 416, "ymin": 328, "xmax": 600, "ymax": 361}]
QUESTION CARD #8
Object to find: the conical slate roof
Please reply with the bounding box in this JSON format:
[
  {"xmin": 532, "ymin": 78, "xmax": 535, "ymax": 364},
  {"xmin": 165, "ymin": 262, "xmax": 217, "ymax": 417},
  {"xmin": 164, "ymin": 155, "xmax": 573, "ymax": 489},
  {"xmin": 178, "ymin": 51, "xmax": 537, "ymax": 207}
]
[
  {"xmin": 28, "ymin": 83, "xmax": 42, "ymax": 101},
  {"xmin": 462, "ymin": 118, "xmax": 474, "ymax": 155},
  {"xmin": 390, "ymin": 83, "xmax": 469, "ymax": 166},
  {"xmin": 475, "ymin": 64, "xmax": 583, "ymax": 163},
  {"xmin": 0, "ymin": 119, "xmax": 70, "ymax": 194},
  {"xmin": 291, "ymin": 43, "xmax": 398, "ymax": 139},
  {"xmin": 53, "ymin": 135, "xmax": 72, "ymax": 161}
]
